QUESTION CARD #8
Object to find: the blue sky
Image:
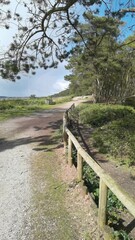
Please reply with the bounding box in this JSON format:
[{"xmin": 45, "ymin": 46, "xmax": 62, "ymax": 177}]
[
  {"xmin": 0, "ymin": 62, "xmax": 69, "ymax": 97},
  {"xmin": 0, "ymin": 25, "xmax": 70, "ymax": 97},
  {"xmin": 0, "ymin": 1, "xmax": 134, "ymax": 97},
  {"xmin": 0, "ymin": 1, "xmax": 70, "ymax": 97},
  {"xmin": 0, "ymin": 64, "xmax": 70, "ymax": 97}
]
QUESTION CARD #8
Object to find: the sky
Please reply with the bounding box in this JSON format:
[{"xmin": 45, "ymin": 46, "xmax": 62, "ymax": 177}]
[
  {"xmin": 0, "ymin": 62, "xmax": 70, "ymax": 97},
  {"xmin": 0, "ymin": 1, "xmax": 70, "ymax": 97},
  {"xmin": 0, "ymin": 1, "xmax": 134, "ymax": 97},
  {"xmin": 0, "ymin": 30, "xmax": 70, "ymax": 97}
]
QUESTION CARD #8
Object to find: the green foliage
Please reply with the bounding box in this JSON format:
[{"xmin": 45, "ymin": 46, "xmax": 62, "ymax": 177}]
[
  {"xmin": 0, "ymin": 98, "xmax": 52, "ymax": 120},
  {"xmin": 0, "ymin": 61, "xmax": 19, "ymax": 80},
  {"xmin": 113, "ymin": 230, "xmax": 134, "ymax": 240},
  {"xmin": 82, "ymin": 163, "xmax": 131, "ymax": 238},
  {"xmin": 1, "ymin": 1, "xmax": 135, "ymax": 84},
  {"xmin": 76, "ymin": 103, "xmax": 135, "ymax": 166},
  {"xmin": 78, "ymin": 104, "xmax": 135, "ymax": 127},
  {"xmin": 54, "ymin": 95, "xmax": 72, "ymax": 104},
  {"xmin": 2, "ymin": 1, "xmax": 112, "ymax": 80},
  {"xmin": 65, "ymin": 13, "xmax": 135, "ymax": 103},
  {"xmin": 0, "ymin": 100, "xmax": 14, "ymax": 110},
  {"xmin": 0, "ymin": 96, "xmax": 72, "ymax": 121},
  {"xmin": 51, "ymin": 89, "xmax": 70, "ymax": 98},
  {"xmin": 107, "ymin": 190, "xmax": 126, "ymax": 227},
  {"xmin": 68, "ymin": 104, "xmax": 134, "ymax": 237},
  {"xmin": 124, "ymin": 96, "xmax": 135, "ymax": 108},
  {"xmin": 93, "ymin": 118, "xmax": 135, "ymax": 166},
  {"xmin": 83, "ymin": 163, "xmax": 99, "ymax": 204}
]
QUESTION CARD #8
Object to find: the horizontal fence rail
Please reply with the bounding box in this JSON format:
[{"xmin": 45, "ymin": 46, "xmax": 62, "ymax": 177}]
[{"xmin": 63, "ymin": 106, "xmax": 135, "ymax": 230}]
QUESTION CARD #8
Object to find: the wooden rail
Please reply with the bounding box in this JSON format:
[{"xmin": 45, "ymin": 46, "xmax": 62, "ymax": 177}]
[{"xmin": 63, "ymin": 107, "xmax": 135, "ymax": 230}]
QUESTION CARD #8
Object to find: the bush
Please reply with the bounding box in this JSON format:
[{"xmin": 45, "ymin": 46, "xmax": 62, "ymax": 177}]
[
  {"xmin": 75, "ymin": 103, "xmax": 135, "ymax": 166},
  {"xmin": 54, "ymin": 95, "xmax": 72, "ymax": 104},
  {"xmin": 77, "ymin": 104, "xmax": 135, "ymax": 127},
  {"xmin": 92, "ymin": 118, "xmax": 135, "ymax": 166},
  {"xmin": 123, "ymin": 95, "xmax": 135, "ymax": 108},
  {"xmin": 0, "ymin": 101, "xmax": 14, "ymax": 110}
]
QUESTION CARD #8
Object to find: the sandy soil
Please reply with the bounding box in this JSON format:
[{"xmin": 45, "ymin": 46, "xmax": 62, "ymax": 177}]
[{"xmin": 0, "ymin": 101, "xmax": 104, "ymax": 240}]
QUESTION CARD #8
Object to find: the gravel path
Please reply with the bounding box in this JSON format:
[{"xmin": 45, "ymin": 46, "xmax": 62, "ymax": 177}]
[
  {"xmin": 0, "ymin": 119, "xmax": 34, "ymax": 240},
  {"xmin": 0, "ymin": 102, "xmax": 104, "ymax": 240}
]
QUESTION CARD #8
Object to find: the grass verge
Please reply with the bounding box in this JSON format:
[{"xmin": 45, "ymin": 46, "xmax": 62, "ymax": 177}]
[{"xmin": 0, "ymin": 96, "xmax": 72, "ymax": 121}]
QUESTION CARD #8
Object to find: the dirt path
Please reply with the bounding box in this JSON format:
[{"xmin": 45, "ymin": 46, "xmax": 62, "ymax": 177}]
[{"xmin": 0, "ymin": 101, "xmax": 103, "ymax": 240}]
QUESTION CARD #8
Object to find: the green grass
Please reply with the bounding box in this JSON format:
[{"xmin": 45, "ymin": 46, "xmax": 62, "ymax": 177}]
[
  {"xmin": 76, "ymin": 103, "xmax": 135, "ymax": 167},
  {"xmin": 70, "ymin": 103, "xmax": 135, "ymax": 239},
  {"xmin": 0, "ymin": 96, "xmax": 72, "ymax": 121},
  {"xmin": 53, "ymin": 95, "xmax": 73, "ymax": 104},
  {"xmin": 30, "ymin": 142, "xmax": 77, "ymax": 239},
  {"xmin": 78, "ymin": 103, "xmax": 135, "ymax": 127},
  {"xmin": 85, "ymin": 166, "xmax": 133, "ymax": 240}
]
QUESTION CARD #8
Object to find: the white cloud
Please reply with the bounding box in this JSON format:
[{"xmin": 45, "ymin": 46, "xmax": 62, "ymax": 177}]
[
  {"xmin": 0, "ymin": 1, "xmax": 71, "ymax": 97},
  {"xmin": 0, "ymin": 61, "xmax": 70, "ymax": 97},
  {"xmin": 53, "ymin": 79, "xmax": 69, "ymax": 92}
]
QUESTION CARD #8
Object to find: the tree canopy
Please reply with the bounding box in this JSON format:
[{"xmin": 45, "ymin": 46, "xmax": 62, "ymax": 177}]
[
  {"xmin": 0, "ymin": 0, "xmax": 135, "ymax": 81},
  {"xmin": 65, "ymin": 13, "xmax": 135, "ymax": 102}
]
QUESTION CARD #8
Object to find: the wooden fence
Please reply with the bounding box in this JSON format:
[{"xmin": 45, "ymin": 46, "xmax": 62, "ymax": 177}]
[{"xmin": 63, "ymin": 104, "xmax": 135, "ymax": 230}]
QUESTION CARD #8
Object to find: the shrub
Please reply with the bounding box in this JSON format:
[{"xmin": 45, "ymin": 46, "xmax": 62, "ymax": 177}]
[
  {"xmin": 77, "ymin": 104, "xmax": 135, "ymax": 127},
  {"xmin": 124, "ymin": 95, "xmax": 135, "ymax": 108},
  {"xmin": 75, "ymin": 103, "xmax": 135, "ymax": 166},
  {"xmin": 0, "ymin": 101, "xmax": 14, "ymax": 110},
  {"xmin": 92, "ymin": 117, "xmax": 135, "ymax": 166}
]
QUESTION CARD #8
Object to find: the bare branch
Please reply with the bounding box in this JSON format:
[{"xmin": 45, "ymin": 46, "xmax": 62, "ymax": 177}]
[{"xmin": 120, "ymin": 7, "xmax": 135, "ymax": 13}]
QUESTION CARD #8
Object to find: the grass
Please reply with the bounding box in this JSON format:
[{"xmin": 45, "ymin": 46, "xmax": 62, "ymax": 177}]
[
  {"xmin": 0, "ymin": 98, "xmax": 51, "ymax": 120},
  {"xmin": 76, "ymin": 103, "xmax": 135, "ymax": 167},
  {"xmin": 71, "ymin": 151, "xmax": 133, "ymax": 240},
  {"xmin": 0, "ymin": 96, "xmax": 72, "ymax": 121},
  {"xmin": 30, "ymin": 149, "xmax": 77, "ymax": 240},
  {"xmin": 83, "ymin": 164, "xmax": 133, "ymax": 240},
  {"xmin": 53, "ymin": 95, "xmax": 73, "ymax": 104},
  {"xmin": 29, "ymin": 127, "xmax": 91, "ymax": 240},
  {"xmin": 69, "ymin": 103, "xmax": 135, "ymax": 239}
]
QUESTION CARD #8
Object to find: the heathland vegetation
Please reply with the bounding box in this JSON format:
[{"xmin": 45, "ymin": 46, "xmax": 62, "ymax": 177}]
[
  {"xmin": 0, "ymin": 1, "xmax": 135, "ymax": 239},
  {"xmin": 75, "ymin": 103, "xmax": 135, "ymax": 168},
  {"xmin": 67, "ymin": 102, "xmax": 135, "ymax": 240},
  {"xmin": 0, "ymin": 95, "xmax": 72, "ymax": 121}
]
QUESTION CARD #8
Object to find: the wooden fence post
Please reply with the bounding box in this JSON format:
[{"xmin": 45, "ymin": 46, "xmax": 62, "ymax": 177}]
[
  {"xmin": 64, "ymin": 127, "xmax": 135, "ymax": 225},
  {"xmin": 98, "ymin": 178, "xmax": 108, "ymax": 229},
  {"xmin": 68, "ymin": 137, "xmax": 73, "ymax": 167},
  {"xmin": 77, "ymin": 152, "xmax": 83, "ymax": 181},
  {"xmin": 63, "ymin": 112, "xmax": 68, "ymax": 154}
]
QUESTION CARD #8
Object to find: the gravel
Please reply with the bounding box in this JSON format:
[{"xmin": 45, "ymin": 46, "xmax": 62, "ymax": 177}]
[{"xmin": 0, "ymin": 103, "xmax": 105, "ymax": 240}]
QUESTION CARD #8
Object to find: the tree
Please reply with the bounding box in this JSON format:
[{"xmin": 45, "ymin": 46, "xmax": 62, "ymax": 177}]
[
  {"xmin": 0, "ymin": 0, "xmax": 135, "ymax": 80},
  {"xmin": 65, "ymin": 13, "xmax": 135, "ymax": 102},
  {"xmin": 65, "ymin": 47, "xmax": 95, "ymax": 95}
]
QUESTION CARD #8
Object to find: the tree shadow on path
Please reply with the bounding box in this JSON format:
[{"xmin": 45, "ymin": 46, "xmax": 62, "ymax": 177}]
[{"xmin": 0, "ymin": 119, "xmax": 63, "ymax": 153}]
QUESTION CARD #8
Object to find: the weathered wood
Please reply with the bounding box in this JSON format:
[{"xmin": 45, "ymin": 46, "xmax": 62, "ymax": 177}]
[
  {"xmin": 63, "ymin": 113, "xmax": 68, "ymax": 153},
  {"xmin": 65, "ymin": 128, "xmax": 135, "ymax": 219},
  {"xmin": 68, "ymin": 137, "xmax": 73, "ymax": 167},
  {"xmin": 66, "ymin": 128, "xmax": 82, "ymax": 150},
  {"xmin": 77, "ymin": 152, "xmax": 83, "ymax": 181},
  {"xmin": 98, "ymin": 179, "xmax": 108, "ymax": 228}
]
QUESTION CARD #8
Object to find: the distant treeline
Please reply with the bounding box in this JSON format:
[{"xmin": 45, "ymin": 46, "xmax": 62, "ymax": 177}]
[{"xmin": 50, "ymin": 89, "xmax": 70, "ymax": 98}]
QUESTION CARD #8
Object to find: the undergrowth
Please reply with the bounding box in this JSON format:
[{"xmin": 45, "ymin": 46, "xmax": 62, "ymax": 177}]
[
  {"xmin": 76, "ymin": 103, "xmax": 135, "ymax": 167},
  {"xmin": 70, "ymin": 103, "xmax": 135, "ymax": 239},
  {"xmin": 79, "ymin": 161, "xmax": 133, "ymax": 239},
  {"xmin": 0, "ymin": 96, "xmax": 72, "ymax": 120}
]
